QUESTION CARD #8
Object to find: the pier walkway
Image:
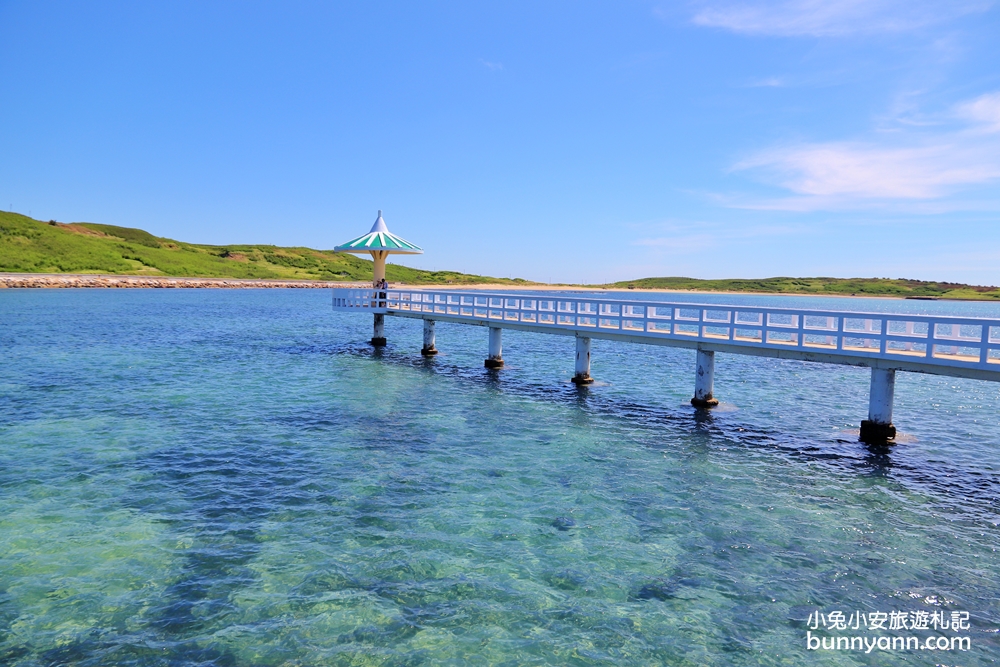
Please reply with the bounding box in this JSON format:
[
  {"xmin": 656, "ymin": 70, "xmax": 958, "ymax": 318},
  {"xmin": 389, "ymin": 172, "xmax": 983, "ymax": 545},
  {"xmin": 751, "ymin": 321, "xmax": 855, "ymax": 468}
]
[{"xmin": 332, "ymin": 288, "xmax": 1000, "ymax": 443}]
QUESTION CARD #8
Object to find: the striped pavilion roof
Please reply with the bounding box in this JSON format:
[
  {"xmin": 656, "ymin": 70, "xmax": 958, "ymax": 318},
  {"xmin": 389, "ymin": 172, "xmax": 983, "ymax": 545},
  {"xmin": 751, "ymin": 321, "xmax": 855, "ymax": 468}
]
[{"xmin": 334, "ymin": 211, "xmax": 423, "ymax": 255}]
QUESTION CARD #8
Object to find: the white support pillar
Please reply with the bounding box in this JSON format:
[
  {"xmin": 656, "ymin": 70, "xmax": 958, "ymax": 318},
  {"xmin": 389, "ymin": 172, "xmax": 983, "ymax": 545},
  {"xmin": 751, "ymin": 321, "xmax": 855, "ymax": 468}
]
[
  {"xmin": 691, "ymin": 349, "xmax": 719, "ymax": 407},
  {"xmin": 421, "ymin": 319, "xmax": 438, "ymax": 356},
  {"xmin": 572, "ymin": 336, "xmax": 594, "ymax": 384},
  {"xmin": 372, "ymin": 313, "xmax": 386, "ymax": 346},
  {"xmin": 860, "ymin": 367, "xmax": 896, "ymax": 444},
  {"xmin": 485, "ymin": 326, "xmax": 504, "ymax": 368}
]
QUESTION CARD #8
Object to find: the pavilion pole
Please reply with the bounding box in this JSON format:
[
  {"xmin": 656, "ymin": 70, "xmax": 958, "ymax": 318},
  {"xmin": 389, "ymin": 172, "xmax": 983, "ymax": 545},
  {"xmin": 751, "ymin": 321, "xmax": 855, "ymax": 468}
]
[{"xmin": 370, "ymin": 250, "xmax": 387, "ymax": 286}]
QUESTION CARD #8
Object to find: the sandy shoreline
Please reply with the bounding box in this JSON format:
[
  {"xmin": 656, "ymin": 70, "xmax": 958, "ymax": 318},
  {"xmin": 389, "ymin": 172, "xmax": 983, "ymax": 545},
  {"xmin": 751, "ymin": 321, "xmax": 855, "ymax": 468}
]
[
  {"xmin": 0, "ymin": 273, "xmax": 931, "ymax": 300},
  {"xmin": 390, "ymin": 282, "xmax": 913, "ymax": 300},
  {"xmin": 0, "ymin": 273, "xmax": 344, "ymax": 289}
]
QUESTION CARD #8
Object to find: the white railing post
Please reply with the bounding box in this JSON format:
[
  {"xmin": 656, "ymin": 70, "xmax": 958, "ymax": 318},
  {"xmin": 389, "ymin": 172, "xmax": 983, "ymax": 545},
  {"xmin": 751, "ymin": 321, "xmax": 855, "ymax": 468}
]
[
  {"xmin": 981, "ymin": 325, "xmax": 990, "ymax": 366},
  {"xmin": 572, "ymin": 336, "xmax": 594, "ymax": 385},
  {"xmin": 691, "ymin": 348, "xmax": 719, "ymax": 407},
  {"xmin": 421, "ymin": 319, "xmax": 437, "ymax": 356},
  {"xmin": 485, "ymin": 327, "xmax": 504, "ymax": 369}
]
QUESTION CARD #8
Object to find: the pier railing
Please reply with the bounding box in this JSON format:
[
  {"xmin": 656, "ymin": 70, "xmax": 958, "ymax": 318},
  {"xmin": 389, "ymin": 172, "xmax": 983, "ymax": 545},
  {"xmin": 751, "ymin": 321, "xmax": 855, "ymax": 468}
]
[{"xmin": 332, "ymin": 288, "xmax": 1000, "ymax": 377}]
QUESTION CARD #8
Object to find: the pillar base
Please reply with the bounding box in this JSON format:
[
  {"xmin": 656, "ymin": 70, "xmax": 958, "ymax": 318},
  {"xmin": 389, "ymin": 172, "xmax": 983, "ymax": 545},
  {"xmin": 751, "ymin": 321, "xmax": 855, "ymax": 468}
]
[
  {"xmin": 484, "ymin": 358, "xmax": 504, "ymax": 369},
  {"xmin": 421, "ymin": 347, "xmax": 438, "ymax": 356},
  {"xmin": 860, "ymin": 420, "xmax": 896, "ymax": 444},
  {"xmin": 571, "ymin": 374, "xmax": 594, "ymax": 385},
  {"xmin": 691, "ymin": 396, "xmax": 719, "ymax": 408},
  {"xmin": 371, "ymin": 337, "xmax": 387, "ymax": 347}
]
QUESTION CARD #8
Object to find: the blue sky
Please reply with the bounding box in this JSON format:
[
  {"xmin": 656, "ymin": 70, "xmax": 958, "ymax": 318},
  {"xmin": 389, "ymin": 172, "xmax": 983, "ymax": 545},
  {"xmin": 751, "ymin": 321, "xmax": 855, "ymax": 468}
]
[{"xmin": 1, "ymin": 1, "xmax": 999, "ymax": 284}]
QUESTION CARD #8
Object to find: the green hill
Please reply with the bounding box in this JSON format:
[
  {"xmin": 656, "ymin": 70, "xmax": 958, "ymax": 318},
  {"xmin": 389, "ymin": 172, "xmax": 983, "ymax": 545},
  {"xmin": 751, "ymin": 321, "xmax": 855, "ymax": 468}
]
[
  {"xmin": 0, "ymin": 211, "xmax": 531, "ymax": 285},
  {"xmin": 607, "ymin": 276, "xmax": 1000, "ymax": 301}
]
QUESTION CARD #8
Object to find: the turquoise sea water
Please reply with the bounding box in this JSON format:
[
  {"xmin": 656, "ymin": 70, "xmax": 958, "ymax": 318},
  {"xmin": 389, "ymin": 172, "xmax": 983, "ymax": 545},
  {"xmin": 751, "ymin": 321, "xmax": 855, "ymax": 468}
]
[{"xmin": 1, "ymin": 289, "xmax": 999, "ymax": 666}]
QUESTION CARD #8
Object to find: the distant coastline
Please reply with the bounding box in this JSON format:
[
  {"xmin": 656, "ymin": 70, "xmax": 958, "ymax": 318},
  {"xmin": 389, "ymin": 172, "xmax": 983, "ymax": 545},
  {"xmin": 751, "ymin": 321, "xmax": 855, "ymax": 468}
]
[
  {"xmin": 396, "ymin": 283, "xmax": 972, "ymax": 301},
  {"xmin": 2, "ymin": 274, "xmax": 993, "ymax": 302}
]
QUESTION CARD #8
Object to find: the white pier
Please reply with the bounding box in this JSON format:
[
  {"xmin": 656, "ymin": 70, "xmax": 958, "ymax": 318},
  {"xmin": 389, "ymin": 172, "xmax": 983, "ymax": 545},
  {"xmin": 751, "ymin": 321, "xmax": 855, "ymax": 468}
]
[{"xmin": 332, "ymin": 288, "xmax": 1000, "ymax": 444}]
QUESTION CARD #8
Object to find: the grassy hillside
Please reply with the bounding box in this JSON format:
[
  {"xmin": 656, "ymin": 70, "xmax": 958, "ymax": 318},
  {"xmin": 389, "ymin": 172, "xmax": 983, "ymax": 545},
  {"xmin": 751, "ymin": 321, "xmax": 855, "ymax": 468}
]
[
  {"xmin": 0, "ymin": 212, "xmax": 531, "ymax": 285},
  {"xmin": 607, "ymin": 276, "xmax": 1000, "ymax": 300}
]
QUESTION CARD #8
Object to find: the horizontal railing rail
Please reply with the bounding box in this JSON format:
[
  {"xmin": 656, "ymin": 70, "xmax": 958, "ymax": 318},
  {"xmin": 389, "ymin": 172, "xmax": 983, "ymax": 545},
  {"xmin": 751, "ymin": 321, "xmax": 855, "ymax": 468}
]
[{"xmin": 332, "ymin": 288, "xmax": 1000, "ymax": 374}]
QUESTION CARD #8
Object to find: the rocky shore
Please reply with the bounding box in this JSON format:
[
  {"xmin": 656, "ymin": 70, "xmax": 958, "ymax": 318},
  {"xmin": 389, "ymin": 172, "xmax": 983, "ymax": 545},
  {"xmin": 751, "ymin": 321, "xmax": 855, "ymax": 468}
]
[{"xmin": 0, "ymin": 273, "xmax": 360, "ymax": 289}]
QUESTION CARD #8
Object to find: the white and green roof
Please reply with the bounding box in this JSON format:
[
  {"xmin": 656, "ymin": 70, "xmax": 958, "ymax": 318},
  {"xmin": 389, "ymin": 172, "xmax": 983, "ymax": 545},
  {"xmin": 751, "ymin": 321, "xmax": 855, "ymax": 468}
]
[{"xmin": 334, "ymin": 210, "xmax": 423, "ymax": 255}]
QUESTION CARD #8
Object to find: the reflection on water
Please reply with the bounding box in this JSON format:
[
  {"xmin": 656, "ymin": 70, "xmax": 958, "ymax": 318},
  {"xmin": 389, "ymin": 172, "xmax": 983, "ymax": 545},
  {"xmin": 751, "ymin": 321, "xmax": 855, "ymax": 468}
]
[{"xmin": 1, "ymin": 289, "xmax": 999, "ymax": 665}]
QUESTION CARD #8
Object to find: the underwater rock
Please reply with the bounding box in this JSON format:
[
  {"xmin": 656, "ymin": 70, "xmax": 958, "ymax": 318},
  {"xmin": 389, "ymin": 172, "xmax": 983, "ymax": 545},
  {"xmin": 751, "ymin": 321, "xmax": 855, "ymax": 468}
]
[
  {"xmin": 636, "ymin": 578, "xmax": 679, "ymax": 601},
  {"xmin": 551, "ymin": 516, "xmax": 576, "ymax": 531}
]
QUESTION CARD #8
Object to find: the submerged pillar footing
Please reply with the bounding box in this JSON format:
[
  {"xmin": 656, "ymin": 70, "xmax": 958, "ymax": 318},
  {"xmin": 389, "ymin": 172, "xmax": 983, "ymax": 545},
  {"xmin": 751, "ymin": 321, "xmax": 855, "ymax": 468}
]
[
  {"xmin": 485, "ymin": 326, "xmax": 504, "ymax": 368},
  {"xmin": 421, "ymin": 319, "xmax": 438, "ymax": 356},
  {"xmin": 860, "ymin": 420, "xmax": 896, "ymax": 443},
  {"xmin": 691, "ymin": 349, "xmax": 719, "ymax": 407},
  {"xmin": 572, "ymin": 336, "xmax": 594, "ymax": 384},
  {"xmin": 860, "ymin": 367, "xmax": 896, "ymax": 444}
]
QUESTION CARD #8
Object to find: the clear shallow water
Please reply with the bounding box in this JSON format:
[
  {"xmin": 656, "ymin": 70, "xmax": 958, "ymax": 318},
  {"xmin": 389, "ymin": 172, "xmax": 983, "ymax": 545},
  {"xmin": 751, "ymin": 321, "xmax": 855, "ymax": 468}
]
[{"xmin": 1, "ymin": 289, "xmax": 999, "ymax": 666}]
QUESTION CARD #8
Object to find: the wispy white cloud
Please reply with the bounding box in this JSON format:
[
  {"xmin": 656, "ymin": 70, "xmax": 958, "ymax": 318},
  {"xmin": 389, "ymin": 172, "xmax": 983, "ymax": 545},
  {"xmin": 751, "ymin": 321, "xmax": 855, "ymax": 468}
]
[
  {"xmin": 726, "ymin": 91, "xmax": 1000, "ymax": 211},
  {"xmin": 957, "ymin": 91, "xmax": 1000, "ymax": 132},
  {"xmin": 633, "ymin": 221, "xmax": 802, "ymax": 251},
  {"xmin": 635, "ymin": 232, "xmax": 718, "ymax": 251},
  {"xmin": 735, "ymin": 142, "xmax": 999, "ymax": 199},
  {"xmin": 691, "ymin": 0, "xmax": 992, "ymax": 37},
  {"xmin": 745, "ymin": 76, "xmax": 785, "ymax": 88},
  {"xmin": 480, "ymin": 59, "xmax": 504, "ymax": 71}
]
